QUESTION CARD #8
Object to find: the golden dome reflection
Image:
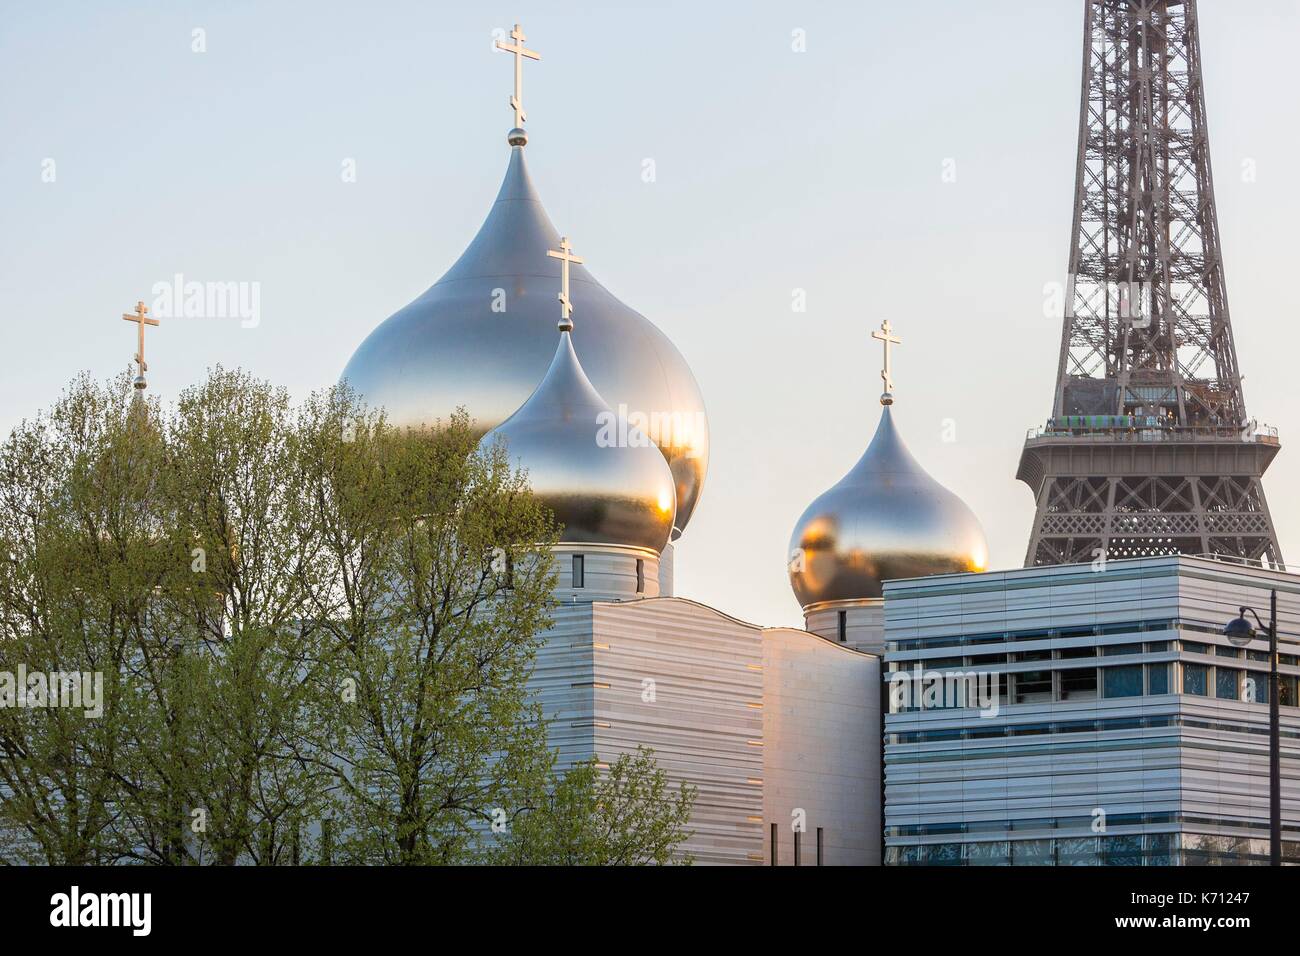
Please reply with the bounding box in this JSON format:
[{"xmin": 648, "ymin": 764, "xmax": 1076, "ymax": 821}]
[
  {"xmin": 481, "ymin": 328, "xmax": 677, "ymax": 554},
  {"xmin": 788, "ymin": 406, "xmax": 988, "ymax": 608}
]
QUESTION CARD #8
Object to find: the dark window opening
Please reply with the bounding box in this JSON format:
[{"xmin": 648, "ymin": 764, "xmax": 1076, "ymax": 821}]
[
  {"xmin": 1014, "ymin": 670, "xmax": 1053, "ymax": 704},
  {"xmin": 635, "ymin": 558, "xmax": 644, "ymax": 593},
  {"xmin": 838, "ymin": 610, "xmax": 847, "ymax": 643},
  {"xmin": 1103, "ymin": 665, "xmax": 1143, "ymax": 698},
  {"xmin": 1060, "ymin": 668, "xmax": 1098, "ymax": 700},
  {"xmin": 572, "ymin": 554, "xmax": 585, "ymax": 589}
]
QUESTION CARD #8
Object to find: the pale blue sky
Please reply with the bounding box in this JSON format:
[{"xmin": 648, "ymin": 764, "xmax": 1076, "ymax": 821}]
[{"xmin": 2, "ymin": 1, "xmax": 1298, "ymax": 628}]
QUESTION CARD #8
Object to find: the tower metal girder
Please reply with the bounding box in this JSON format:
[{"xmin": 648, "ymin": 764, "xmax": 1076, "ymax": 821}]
[{"xmin": 1021, "ymin": 0, "xmax": 1282, "ymax": 569}]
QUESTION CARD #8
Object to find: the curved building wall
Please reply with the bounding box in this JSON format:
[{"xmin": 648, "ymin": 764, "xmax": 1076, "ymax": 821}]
[{"xmin": 528, "ymin": 595, "xmax": 881, "ymax": 865}]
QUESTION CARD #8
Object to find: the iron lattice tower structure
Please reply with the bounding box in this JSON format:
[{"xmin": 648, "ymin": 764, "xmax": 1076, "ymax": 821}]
[{"xmin": 1018, "ymin": 0, "xmax": 1282, "ymax": 568}]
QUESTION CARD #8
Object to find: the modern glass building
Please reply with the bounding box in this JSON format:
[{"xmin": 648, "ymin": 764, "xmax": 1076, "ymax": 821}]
[{"xmin": 883, "ymin": 556, "xmax": 1300, "ymax": 865}]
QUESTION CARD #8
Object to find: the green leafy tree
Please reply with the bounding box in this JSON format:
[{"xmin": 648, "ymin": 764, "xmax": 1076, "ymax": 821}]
[
  {"xmin": 0, "ymin": 370, "xmax": 698, "ymax": 867},
  {"xmin": 0, "ymin": 373, "xmax": 174, "ymax": 864},
  {"xmin": 147, "ymin": 368, "xmax": 337, "ymax": 865},
  {"xmin": 296, "ymin": 395, "xmax": 560, "ymax": 864},
  {"xmin": 496, "ymin": 747, "xmax": 696, "ymax": 865}
]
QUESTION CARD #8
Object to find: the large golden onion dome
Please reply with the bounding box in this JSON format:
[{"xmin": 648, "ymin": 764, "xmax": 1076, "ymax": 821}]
[
  {"xmin": 339, "ymin": 145, "xmax": 708, "ymax": 538},
  {"xmin": 788, "ymin": 404, "xmax": 988, "ymax": 608},
  {"xmin": 481, "ymin": 322, "xmax": 677, "ymax": 553}
]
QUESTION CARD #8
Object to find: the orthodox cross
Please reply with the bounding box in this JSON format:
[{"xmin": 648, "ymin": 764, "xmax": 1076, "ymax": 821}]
[
  {"xmin": 122, "ymin": 300, "xmax": 159, "ymax": 390},
  {"xmin": 496, "ymin": 23, "xmax": 540, "ymax": 129},
  {"xmin": 872, "ymin": 318, "xmax": 901, "ymax": 401},
  {"xmin": 547, "ymin": 236, "xmax": 584, "ymax": 331}
]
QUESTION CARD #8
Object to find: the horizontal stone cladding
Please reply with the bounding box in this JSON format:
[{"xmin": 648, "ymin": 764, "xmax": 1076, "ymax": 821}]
[
  {"xmin": 532, "ymin": 603, "xmax": 598, "ymax": 767},
  {"xmin": 551, "ymin": 544, "xmax": 659, "ymax": 602},
  {"xmin": 804, "ymin": 601, "xmax": 885, "ymax": 656},
  {"xmin": 589, "ymin": 598, "xmax": 765, "ymax": 865}
]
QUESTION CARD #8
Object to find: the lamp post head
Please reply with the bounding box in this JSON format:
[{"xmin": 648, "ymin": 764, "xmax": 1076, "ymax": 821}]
[{"xmin": 1224, "ymin": 607, "xmax": 1256, "ymax": 647}]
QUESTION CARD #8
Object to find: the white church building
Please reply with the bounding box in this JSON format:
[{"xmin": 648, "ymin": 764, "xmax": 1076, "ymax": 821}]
[{"xmin": 336, "ymin": 28, "xmax": 999, "ymax": 865}]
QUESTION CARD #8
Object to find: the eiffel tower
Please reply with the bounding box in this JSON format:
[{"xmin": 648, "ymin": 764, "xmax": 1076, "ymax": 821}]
[{"xmin": 1018, "ymin": 0, "xmax": 1283, "ymax": 568}]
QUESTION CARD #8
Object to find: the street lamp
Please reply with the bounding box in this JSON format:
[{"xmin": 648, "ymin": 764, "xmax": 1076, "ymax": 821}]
[{"xmin": 1223, "ymin": 589, "xmax": 1280, "ymax": 866}]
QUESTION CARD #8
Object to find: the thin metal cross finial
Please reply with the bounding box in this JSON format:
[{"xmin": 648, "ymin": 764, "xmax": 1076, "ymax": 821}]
[
  {"xmin": 871, "ymin": 318, "xmax": 901, "ymax": 397},
  {"xmin": 122, "ymin": 299, "xmax": 160, "ymax": 390},
  {"xmin": 495, "ymin": 23, "xmax": 540, "ymax": 129},
  {"xmin": 546, "ymin": 236, "xmax": 584, "ymax": 331}
]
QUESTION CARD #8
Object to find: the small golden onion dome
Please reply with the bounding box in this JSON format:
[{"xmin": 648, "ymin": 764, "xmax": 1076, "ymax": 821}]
[
  {"xmin": 481, "ymin": 328, "xmax": 677, "ymax": 553},
  {"xmin": 788, "ymin": 406, "xmax": 988, "ymax": 607}
]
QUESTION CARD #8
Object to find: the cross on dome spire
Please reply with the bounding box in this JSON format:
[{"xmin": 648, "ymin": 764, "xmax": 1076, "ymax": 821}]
[
  {"xmin": 495, "ymin": 23, "xmax": 540, "ymax": 145},
  {"xmin": 871, "ymin": 318, "xmax": 901, "ymax": 405},
  {"xmin": 121, "ymin": 299, "xmax": 160, "ymax": 391},
  {"xmin": 547, "ymin": 236, "xmax": 583, "ymax": 332}
]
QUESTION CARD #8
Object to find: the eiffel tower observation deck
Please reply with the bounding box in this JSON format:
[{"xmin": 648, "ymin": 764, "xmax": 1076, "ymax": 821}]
[{"xmin": 1018, "ymin": 0, "xmax": 1283, "ymax": 569}]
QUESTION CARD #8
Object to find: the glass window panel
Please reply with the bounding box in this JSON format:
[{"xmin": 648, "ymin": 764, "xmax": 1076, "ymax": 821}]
[
  {"xmin": 924, "ymin": 843, "xmax": 962, "ymax": 866},
  {"xmin": 1102, "ymin": 834, "xmax": 1143, "ymax": 866},
  {"xmin": 1014, "ymin": 650, "xmax": 1051, "ymax": 662},
  {"xmin": 1144, "ymin": 833, "xmax": 1173, "ymax": 866},
  {"xmin": 1281, "ymin": 675, "xmax": 1298, "ymax": 708},
  {"xmin": 1011, "ymin": 839, "xmax": 1055, "ymax": 866},
  {"xmin": 1057, "ymin": 837, "xmax": 1100, "ymax": 866},
  {"xmin": 1216, "ymin": 645, "xmax": 1241, "ymax": 659},
  {"xmin": 1183, "ymin": 663, "xmax": 1209, "ymax": 696},
  {"xmin": 1103, "ymin": 644, "xmax": 1141, "ymax": 656},
  {"xmin": 896, "ymin": 845, "xmax": 922, "ymax": 865},
  {"xmin": 1060, "ymin": 668, "xmax": 1098, "ymax": 701},
  {"xmin": 1014, "ymin": 670, "xmax": 1053, "ymax": 703},
  {"xmin": 1009, "ymin": 723, "xmax": 1050, "ymax": 737},
  {"xmin": 1011, "ymin": 817, "xmax": 1054, "ymax": 831},
  {"xmin": 1216, "ymin": 668, "xmax": 1240, "ymax": 700},
  {"xmin": 1147, "ymin": 663, "xmax": 1169, "ymax": 695},
  {"xmin": 1103, "ymin": 665, "xmax": 1143, "ymax": 698},
  {"xmin": 924, "ymin": 657, "xmax": 963, "ymax": 668},
  {"xmin": 964, "ymin": 841, "xmax": 1010, "ymax": 866}
]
